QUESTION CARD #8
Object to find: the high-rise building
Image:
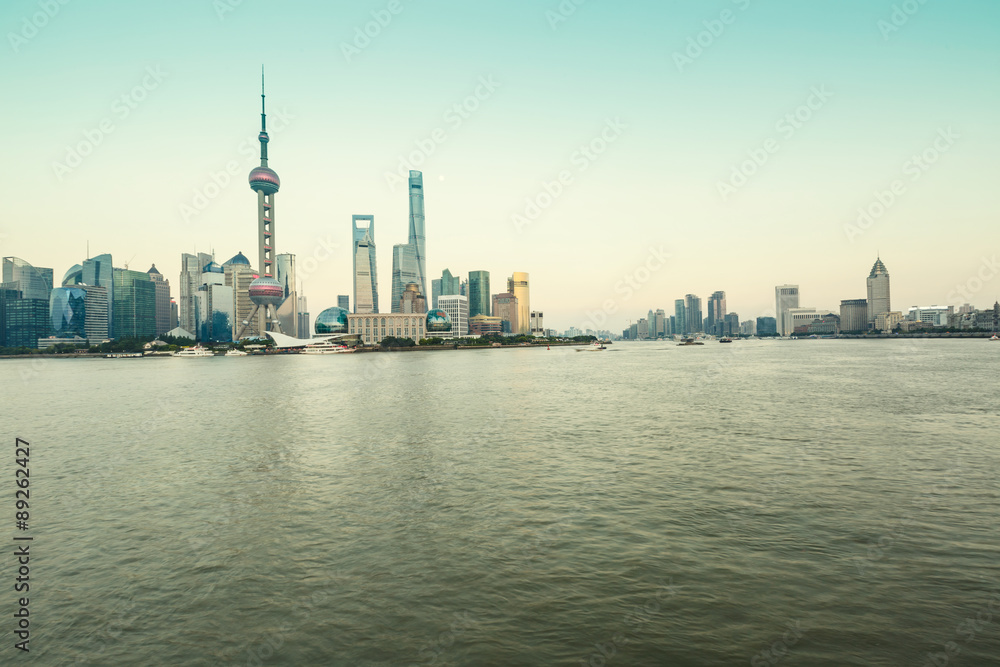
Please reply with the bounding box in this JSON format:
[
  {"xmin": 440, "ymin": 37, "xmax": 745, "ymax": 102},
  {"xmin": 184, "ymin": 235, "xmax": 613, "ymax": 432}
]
[
  {"xmin": 530, "ymin": 311, "xmax": 545, "ymax": 336},
  {"xmin": 507, "ymin": 272, "xmax": 530, "ymax": 334},
  {"xmin": 237, "ymin": 70, "xmax": 286, "ymax": 339},
  {"xmin": 2, "ymin": 257, "xmax": 53, "ymax": 301},
  {"xmin": 391, "ymin": 244, "xmax": 418, "ymax": 313},
  {"xmin": 179, "ymin": 252, "xmax": 212, "ymax": 336},
  {"xmin": 840, "ymin": 299, "xmax": 868, "ymax": 333},
  {"xmin": 756, "ymin": 316, "xmax": 777, "ymax": 336},
  {"xmin": 82, "ymin": 253, "xmax": 114, "ymax": 336},
  {"xmin": 196, "ymin": 280, "xmax": 234, "ymax": 342},
  {"xmin": 684, "ymin": 294, "xmax": 703, "ymax": 333},
  {"xmin": 866, "ymin": 258, "xmax": 891, "ymax": 327},
  {"xmin": 435, "ymin": 269, "xmax": 460, "ymax": 310},
  {"xmin": 83, "ymin": 285, "xmax": 110, "ymax": 343},
  {"xmin": 468, "ymin": 270, "xmax": 490, "ymax": 318},
  {"xmin": 146, "ymin": 265, "xmax": 172, "ymax": 335},
  {"xmin": 654, "ymin": 309, "xmax": 666, "ymax": 337},
  {"xmin": 724, "ymin": 312, "xmax": 739, "ymax": 336},
  {"xmin": 224, "ymin": 252, "xmax": 258, "ymax": 340},
  {"xmin": 707, "ymin": 291, "xmax": 727, "ymax": 335},
  {"xmin": 112, "ymin": 268, "xmax": 156, "ymax": 339},
  {"xmin": 4, "ymin": 298, "xmax": 49, "ymax": 348},
  {"xmin": 431, "ymin": 279, "xmax": 442, "ymax": 309},
  {"xmin": 739, "ymin": 319, "xmax": 756, "ymax": 336},
  {"xmin": 275, "ymin": 253, "xmax": 298, "ymax": 336},
  {"xmin": 399, "ymin": 283, "xmax": 427, "ymax": 314},
  {"xmin": 492, "ymin": 292, "xmax": 519, "ymax": 334},
  {"xmin": 674, "ymin": 299, "xmax": 686, "ymax": 335},
  {"xmin": 297, "ymin": 295, "xmax": 309, "ymax": 337},
  {"xmin": 469, "ymin": 314, "xmax": 503, "ymax": 336},
  {"xmin": 169, "ymin": 300, "xmax": 178, "ymax": 331},
  {"xmin": 775, "ymin": 285, "xmax": 800, "ymax": 336},
  {"xmin": 337, "ymin": 295, "xmax": 350, "ymax": 312},
  {"xmin": 352, "ymin": 215, "xmax": 378, "ymax": 314},
  {"xmin": 50, "ymin": 286, "xmax": 87, "ymax": 339},
  {"xmin": 438, "ymin": 294, "xmax": 469, "ymax": 338},
  {"xmin": 408, "ymin": 170, "xmax": 427, "ymax": 297}
]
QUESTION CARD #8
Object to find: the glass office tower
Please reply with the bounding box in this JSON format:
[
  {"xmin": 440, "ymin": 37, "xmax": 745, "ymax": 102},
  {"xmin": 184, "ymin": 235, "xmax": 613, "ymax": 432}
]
[
  {"xmin": 408, "ymin": 170, "xmax": 426, "ymax": 297},
  {"xmin": 391, "ymin": 244, "xmax": 417, "ymax": 313},
  {"xmin": 353, "ymin": 215, "xmax": 378, "ymax": 314},
  {"xmin": 468, "ymin": 270, "xmax": 490, "ymax": 318}
]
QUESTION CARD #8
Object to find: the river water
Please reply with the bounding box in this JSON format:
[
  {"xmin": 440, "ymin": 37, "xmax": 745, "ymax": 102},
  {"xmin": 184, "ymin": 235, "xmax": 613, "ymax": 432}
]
[{"xmin": 3, "ymin": 339, "xmax": 999, "ymax": 666}]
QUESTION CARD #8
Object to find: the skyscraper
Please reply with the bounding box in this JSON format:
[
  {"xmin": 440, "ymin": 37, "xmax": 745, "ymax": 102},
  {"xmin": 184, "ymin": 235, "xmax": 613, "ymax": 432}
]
[
  {"xmin": 146, "ymin": 264, "xmax": 172, "ymax": 335},
  {"xmin": 840, "ymin": 299, "xmax": 868, "ymax": 333},
  {"xmin": 337, "ymin": 295, "xmax": 350, "ymax": 312},
  {"xmin": 674, "ymin": 299, "xmax": 686, "ymax": 335},
  {"xmin": 684, "ymin": 294, "xmax": 702, "ymax": 334},
  {"xmin": 224, "ymin": 252, "xmax": 258, "ymax": 340},
  {"xmin": 707, "ymin": 291, "xmax": 727, "ymax": 336},
  {"xmin": 492, "ymin": 292, "xmax": 519, "ymax": 334},
  {"xmin": 468, "ymin": 270, "xmax": 490, "ymax": 318},
  {"xmin": 275, "ymin": 253, "xmax": 299, "ymax": 336},
  {"xmin": 238, "ymin": 69, "xmax": 285, "ymax": 339},
  {"xmin": 408, "ymin": 170, "xmax": 426, "ymax": 297},
  {"xmin": 391, "ymin": 243, "xmax": 417, "ymax": 313},
  {"xmin": 112, "ymin": 268, "xmax": 156, "ymax": 338},
  {"xmin": 866, "ymin": 258, "xmax": 891, "ymax": 327},
  {"xmin": 775, "ymin": 285, "xmax": 800, "ymax": 336},
  {"xmin": 2, "ymin": 258, "xmax": 54, "ymax": 348},
  {"xmin": 399, "ymin": 283, "xmax": 427, "ymax": 314},
  {"xmin": 179, "ymin": 252, "xmax": 212, "ymax": 336},
  {"xmin": 438, "ymin": 294, "xmax": 468, "ymax": 338},
  {"xmin": 2, "ymin": 257, "xmax": 53, "ymax": 300},
  {"xmin": 507, "ymin": 272, "xmax": 530, "ymax": 334},
  {"xmin": 352, "ymin": 215, "xmax": 378, "ymax": 314}
]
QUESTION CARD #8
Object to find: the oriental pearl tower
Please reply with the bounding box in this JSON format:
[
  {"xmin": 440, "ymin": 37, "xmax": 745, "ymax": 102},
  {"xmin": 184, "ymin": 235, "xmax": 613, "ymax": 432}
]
[{"xmin": 236, "ymin": 68, "xmax": 284, "ymax": 340}]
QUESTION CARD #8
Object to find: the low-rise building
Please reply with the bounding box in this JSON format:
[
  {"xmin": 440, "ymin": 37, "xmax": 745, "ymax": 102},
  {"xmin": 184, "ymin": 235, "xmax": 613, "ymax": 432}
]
[{"xmin": 347, "ymin": 313, "xmax": 426, "ymax": 345}]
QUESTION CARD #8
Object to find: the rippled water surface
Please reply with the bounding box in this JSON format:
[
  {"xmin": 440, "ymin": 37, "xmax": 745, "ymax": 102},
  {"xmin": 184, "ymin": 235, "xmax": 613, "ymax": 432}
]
[{"xmin": 4, "ymin": 339, "xmax": 1000, "ymax": 665}]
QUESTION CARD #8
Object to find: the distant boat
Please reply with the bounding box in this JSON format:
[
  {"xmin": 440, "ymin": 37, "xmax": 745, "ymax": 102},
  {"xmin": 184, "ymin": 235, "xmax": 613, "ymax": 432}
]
[
  {"xmin": 577, "ymin": 341, "xmax": 607, "ymax": 351},
  {"xmin": 173, "ymin": 345, "xmax": 214, "ymax": 357},
  {"xmin": 719, "ymin": 337, "xmax": 733, "ymax": 343},
  {"xmin": 990, "ymin": 334, "xmax": 999, "ymax": 341},
  {"xmin": 300, "ymin": 340, "xmax": 355, "ymax": 354},
  {"xmin": 224, "ymin": 349, "xmax": 248, "ymax": 356},
  {"xmin": 678, "ymin": 338, "xmax": 704, "ymax": 346}
]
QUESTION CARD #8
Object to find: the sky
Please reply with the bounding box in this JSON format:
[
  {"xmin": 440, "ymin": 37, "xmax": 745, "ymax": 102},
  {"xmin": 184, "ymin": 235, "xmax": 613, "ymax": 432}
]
[{"xmin": 2, "ymin": 0, "xmax": 999, "ymax": 332}]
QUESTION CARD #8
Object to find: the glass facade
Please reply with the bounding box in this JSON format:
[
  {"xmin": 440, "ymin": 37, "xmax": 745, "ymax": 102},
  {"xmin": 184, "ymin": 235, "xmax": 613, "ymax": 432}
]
[
  {"xmin": 352, "ymin": 215, "xmax": 378, "ymax": 313},
  {"xmin": 315, "ymin": 306, "xmax": 349, "ymax": 334},
  {"xmin": 468, "ymin": 270, "xmax": 490, "ymax": 319},
  {"xmin": 408, "ymin": 170, "xmax": 426, "ymax": 297},
  {"xmin": 83, "ymin": 253, "xmax": 114, "ymax": 337},
  {"xmin": 5, "ymin": 299, "xmax": 50, "ymax": 348},
  {"xmin": 426, "ymin": 309, "xmax": 452, "ymax": 333},
  {"xmin": 113, "ymin": 268, "xmax": 156, "ymax": 339},
  {"xmin": 50, "ymin": 287, "xmax": 88, "ymax": 338},
  {"xmin": 507, "ymin": 273, "xmax": 530, "ymax": 335},
  {"xmin": 2, "ymin": 257, "xmax": 54, "ymax": 301},
  {"xmin": 391, "ymin": 244, "xmax": 417, "ymax": 313}
]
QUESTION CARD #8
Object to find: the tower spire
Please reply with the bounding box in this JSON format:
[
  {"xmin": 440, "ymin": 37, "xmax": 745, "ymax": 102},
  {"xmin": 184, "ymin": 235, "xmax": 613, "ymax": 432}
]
[{"xmin": 259, "ymin": 65, "xmax": 269, "ymax": 166}]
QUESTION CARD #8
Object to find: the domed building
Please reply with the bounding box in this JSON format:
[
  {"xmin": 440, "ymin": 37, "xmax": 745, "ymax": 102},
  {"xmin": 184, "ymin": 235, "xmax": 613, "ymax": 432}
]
[
  {"xmin": 223, "ymin": 252, "xmax": 251, "ymax": 267},
  {"xmin": 426, "ymin": 309, "xmax": 452, "ymax": 333},
  {"xmin": 315, "ymin": 306, "xmax": 348, "ymax": 335}
]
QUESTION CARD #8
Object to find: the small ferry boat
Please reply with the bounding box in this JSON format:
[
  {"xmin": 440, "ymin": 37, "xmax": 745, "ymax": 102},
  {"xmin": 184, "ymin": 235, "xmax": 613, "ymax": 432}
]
[
  {"xmin": 300, "ymin": 340, "xmax": 355, "ymax": 354},
  {"xmin": 678, "ymin": 338, "xmax": 704, "ymax": 346},
  {"xmin": 990, "ymin": 334, "xmax": 999, "ymax": 341},
  {"xmin": 577, "ymin": 340, "xmax": 607, "ymax": 351},
  {"xmin": 719, "ymin": 337, "xmax": 733, "ymax": 343},
  {"xmin": 224, "ymin": 349, "xmax": 248, "ymax": 356},
  {"xmin": 173, "ymin": 345, "xmax": 214, "ymax": 357}
]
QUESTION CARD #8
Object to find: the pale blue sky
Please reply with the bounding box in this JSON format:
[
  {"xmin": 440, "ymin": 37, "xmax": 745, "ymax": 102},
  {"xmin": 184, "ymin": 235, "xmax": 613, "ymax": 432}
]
[{"xmin": 2, "ymin": 0, "xmax": 998, "ymax": 330}]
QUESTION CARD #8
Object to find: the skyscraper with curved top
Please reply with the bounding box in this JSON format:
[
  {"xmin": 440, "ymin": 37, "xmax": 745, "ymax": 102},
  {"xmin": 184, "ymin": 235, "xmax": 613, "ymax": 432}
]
[
  {"xmin": 507, "ymin": 272, "xmax": 530, "ymax": 334},
  {"xmin": 353, "ymin": 215, "xmax": 378, "ymax": 314},
  {"xmin": 408, "ymin": 171, "xmax": 426, "ymax": 297},
  {"xmin": 866, "ymin": 257, "xmax": 891, "ymax": 326}
]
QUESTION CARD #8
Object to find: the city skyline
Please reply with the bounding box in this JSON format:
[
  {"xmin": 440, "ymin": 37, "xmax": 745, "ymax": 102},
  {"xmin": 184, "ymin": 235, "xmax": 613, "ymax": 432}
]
[{"xmin": 3, "ymin": 1, "xmax": 998, "ymax": 332}]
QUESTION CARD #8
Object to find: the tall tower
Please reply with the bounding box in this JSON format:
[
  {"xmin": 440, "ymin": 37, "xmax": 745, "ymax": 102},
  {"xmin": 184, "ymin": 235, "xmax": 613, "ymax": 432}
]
[
  {"xmin": 866, "ymin": 257, "xmax": 891, "ymax": 326},
  {"xmin": 238, "ymin": 68, "xmax": 284, "ymax": 340},
  {"xmin": 408, "ymin": 170, "xmax": 426, "ymax": 297},
  {"xmin": 507, "ymin": 272, "xmax": 530, "ymax": 334},
  {"xmin": 775, "ymin": 284, "xmax": 799, "ymax": 336},
  {"xmin": 352, "ymin": 215, "xmax": 378, "ymax": 313}
]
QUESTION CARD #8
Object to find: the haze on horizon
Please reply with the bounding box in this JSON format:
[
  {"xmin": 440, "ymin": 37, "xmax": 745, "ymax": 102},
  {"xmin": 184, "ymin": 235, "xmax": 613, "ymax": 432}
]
[{"xmin": 2, "ymin": 0, "xmax": 998, "ymax": 333}]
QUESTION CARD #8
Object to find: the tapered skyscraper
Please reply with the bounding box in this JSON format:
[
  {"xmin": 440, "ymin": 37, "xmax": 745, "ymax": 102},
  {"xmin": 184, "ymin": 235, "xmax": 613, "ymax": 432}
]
[
  {"xmin": 408, "ymin": 171, "xmax": 426, "ymax": 297},
  {"xmin": 866, "ymin": 257, "xmax": 891, "ymax": 326},
  {"xmin": 237, "ymin": 68, "xmax": 285, "ymax": 339},
  {"xmin": 353, "ymin": 215, "xmax": 378, "ymax": 314}
]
